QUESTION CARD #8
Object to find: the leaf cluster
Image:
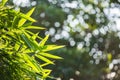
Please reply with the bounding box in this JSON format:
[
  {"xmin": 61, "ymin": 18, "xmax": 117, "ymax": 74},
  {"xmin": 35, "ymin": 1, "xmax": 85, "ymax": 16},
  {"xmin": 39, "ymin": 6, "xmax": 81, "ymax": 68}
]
[{"xmin": 0, "ymin": 0, "xmax": 63, "ymax": 80}]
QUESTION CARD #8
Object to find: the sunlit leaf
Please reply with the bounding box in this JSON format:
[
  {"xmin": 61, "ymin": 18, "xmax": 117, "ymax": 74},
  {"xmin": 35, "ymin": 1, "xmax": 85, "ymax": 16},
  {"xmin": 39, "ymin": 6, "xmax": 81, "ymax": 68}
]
[
  {"xmin": 39, "ymin": 35, "xmax": 49, "ymax": 47},
  {"xmin": 41, "ymin": 63, "xmax": 51, "ymax": 67},
  {"xmin": 1, "ymin": 0, "xmax": 8, "ymax": 6},
  {"xmin": 12, "ymin": 16, "xmax": 19, "ymax": 28},
  {"xmin": 39, "ymin": 53, "xmax": 63, "ymax": 59},
  {"xmin": 22, "ymin": 54, "xmax": 40, "ymax": 73},
  {"xmin": 21, "ymin": 34, "xmax": 39, "ymax": 51},
  {"xmin": 14, "ymin": 43, "xmax": 20, "ymax": 51},
  {"xmin": 24, "ymin": 26, "xmax": 46, "ymax": 30},
  {"xmin": 35, "ymin": 54, "xmax": 54, "ymax": 64},
  {"xmin": 42, "ymin": 45, "xmax": 64, "ymax": 52},
  {"xmin": 0, "ymin": 2, "xmax": 63, "ymax": 79},
  {"xmin": 25, "ymin": 30, "xmax": 43, "ymax": 40},
  {"xmin": 18, "ymin": 12, "xmax": 36, "ymax": 24},
  {"xmin": 43, "ymin": 69, "xmax": 52, "ymax": 78},
  {"xmin": 18, "ymin": 7, "xmax": 36, "ymax": 27}
]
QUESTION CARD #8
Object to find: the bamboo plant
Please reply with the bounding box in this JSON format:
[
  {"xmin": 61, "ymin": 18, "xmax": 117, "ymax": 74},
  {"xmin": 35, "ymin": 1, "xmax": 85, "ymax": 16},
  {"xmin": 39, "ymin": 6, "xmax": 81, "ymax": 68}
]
[{"xmin": 0, "ymin": 0, "xmax": 63, "ymax": 80}]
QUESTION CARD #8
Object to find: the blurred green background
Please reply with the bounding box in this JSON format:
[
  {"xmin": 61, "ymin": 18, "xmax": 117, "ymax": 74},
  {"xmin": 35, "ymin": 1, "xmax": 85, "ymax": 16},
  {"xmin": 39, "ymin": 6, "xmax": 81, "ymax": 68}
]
[{"xmin": 7, "ymin": 0, "xmax": 120, "ymax": 80}]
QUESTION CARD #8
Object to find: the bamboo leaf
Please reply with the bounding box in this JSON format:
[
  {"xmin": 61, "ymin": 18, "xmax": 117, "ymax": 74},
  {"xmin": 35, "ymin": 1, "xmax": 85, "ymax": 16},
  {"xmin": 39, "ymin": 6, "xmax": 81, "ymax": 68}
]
[
  {"xmin": 22, "ymin": 54, "xmax": 40, "ymax": 73},
  {"xmin": 19, "ymin": 13, "xmax": 36, "ymax": 22},
  {"xmin": 41, "ymin": 63, "xmax": 51, "ymax": 67},
  {"xmin": 25, "ymin": 30, "xmax": 43, "ymax": 40},
  {"xmin": 35, "ymin": 54, "xmax": 54, "ymax": 64},
  {"xmin": 39, "ymin": 53, "xmax": 63, "ymax": 59},
  {"xmin": 18, "ymin": 7, "xmax": 36, "ymax": 27},
  {"xmin": 31, "ymin": 32, "xmax": 39, "ymax": 40},
  {"xmin": 39, "ymin": 35, "xmax": 49, "ymax": 47},
  {"xmin": 14, "ymin": 43, "xmax": 20, "ymax": 51},
  {"xmin": 21, "ymin": 34, "xmax": 32, "ymax": 49},
  {"xmin": 24, "ymin": 26, "xmax": 46, "ymax": 30},
  {"xmin": 21, "ymin": 34, "xmax": 39, "ymax": 51},
  {"xmin": 1, "ymin": 0, "xmax": 8, "ymax": 6},
  {"xmin": 42, "ymin": 45, "xmax": 64, "ymax": 52},
  {"xmin": 43, "ymin": 69, "xmax": 52, "ymax": 78},
  {"xmin": 12, "ymin": 16, "xmax": 19, "ymax": 28}
]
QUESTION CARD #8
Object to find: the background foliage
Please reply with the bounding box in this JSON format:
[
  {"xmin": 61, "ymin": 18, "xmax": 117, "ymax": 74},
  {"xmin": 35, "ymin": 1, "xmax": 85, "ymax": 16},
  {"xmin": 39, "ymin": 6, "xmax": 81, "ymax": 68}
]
[{"xmin": 3, "ymin": 0, "xmax": 120, "ymax": 80}]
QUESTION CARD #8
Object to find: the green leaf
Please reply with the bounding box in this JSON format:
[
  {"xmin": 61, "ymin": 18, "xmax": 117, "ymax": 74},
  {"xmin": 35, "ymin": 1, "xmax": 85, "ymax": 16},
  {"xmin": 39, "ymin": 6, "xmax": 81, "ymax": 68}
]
[
  {"xmin": 43, "ymin": 69, "xmax": 52, "ymax": 79},
  {"xmin": 35, "ymin": 54, "xmax": 54, "ymax": 64},
  {"xmin": 19, "ymin": 13, "xmax": 36, "ymax": 22},
  {"xmin": 18, "ymin": 7, "xmax": 36, "ymax": 27},
  {"xmin": 23, "ymin": 31, "xmax": 31, "ymax": 38},
  {"xmin": 14, "ymin": 43, "xmax": 20, "ymax": 51},
  {"xmin": 21, "ymin": 34, "xmax": 39, "ymax": 51},
  {"xmin": 39, "ymin": 53, "xmax": 63, "ymax": 59},
  {"xmin": 0, "ymin": 3, "xmax": 62, "ymax": 79},
  {"xmin": 24, "ymin": 26, "xmax": 46, "ymax": 30},
  {"xmin": 42, "ymin": 45, "xmax": 64, "ymax": 52},
  {"xmin": 21, "ymin": 34, "xmax": 32, "ymax": 48},
  {"xmin": 1, "ymin": 0, "xmax": 8, "ymax": 6},
  {"xmin": 22, "ymin": 54, "xmax": 41, "ymax": 73},
  {"xmin": 12, "ymin": 16, "xmax": 20, "ymax": 28},
  {"xmin": 41, "ymin": 63, "xmax": 51, "ymax": 67},
  {"xmin": 31, "ymin": 32, "xmax": 39, "ymax": 40},
  {"xmin": 25, "ymin": 30, "xmax": 43, "ymax": 40},
  {"xmin": 39, "ymin": 35, "xmax": 49, "ymax": 47}
]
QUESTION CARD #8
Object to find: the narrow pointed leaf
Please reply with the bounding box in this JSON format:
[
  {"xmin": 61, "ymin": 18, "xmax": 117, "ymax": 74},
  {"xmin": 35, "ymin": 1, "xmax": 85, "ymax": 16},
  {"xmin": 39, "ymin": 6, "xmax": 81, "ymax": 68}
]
[
  {"xmin": 25, "ymin": 30, "xmax": 43, "ymax": 40},
  {"xmin": 12, "ymin": 16, "xmax": 19, "ymax": 28},
  {"xmin": 43, "ymin": 69, "xmax": 52, "ymax": 78},
  {"xmin": 1, "ymin": 0, "xmax": 8, "ymax": 6},
  {"xmin": 39, "ymin": 53, "xmax": 63, "ymax": 59},
  {"xmin": 19, "ymin": 13, "xmax": 36, "ymax": 22},
  {"xmin": 39, "ymin": 35, "xmax": 49, "ymax": 47},
  {"xmin": 24, "ymin": 26, "xmax": 46, "ymax": 30},
  {"xmin": 18, "ymin": 7, "xmax": 36, "ymax": 27},
  {"xmin": 22, "ymin": 54, "xmax": 40, "ymax": 72},
  {"xmin": 35, "ymin": 54, "xmax": 54, "ymax": 64},
  {"xmin": 31, "ymin": 32, "xmax": 39, "ymax": 40},
  {"xmin": 21, "ymin": 34, "xmax": 32, "ymax": 49},
  {"xmin": 21, "ymin": 34, "xmax": 39, "ymax": 51},
  {"xmin": 41, "ymin": 63, "xmax": 51, "ymax": 67},
  {"xmin": 42, "ymin": 45, "xmax": 64, "ymax": 52}
]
